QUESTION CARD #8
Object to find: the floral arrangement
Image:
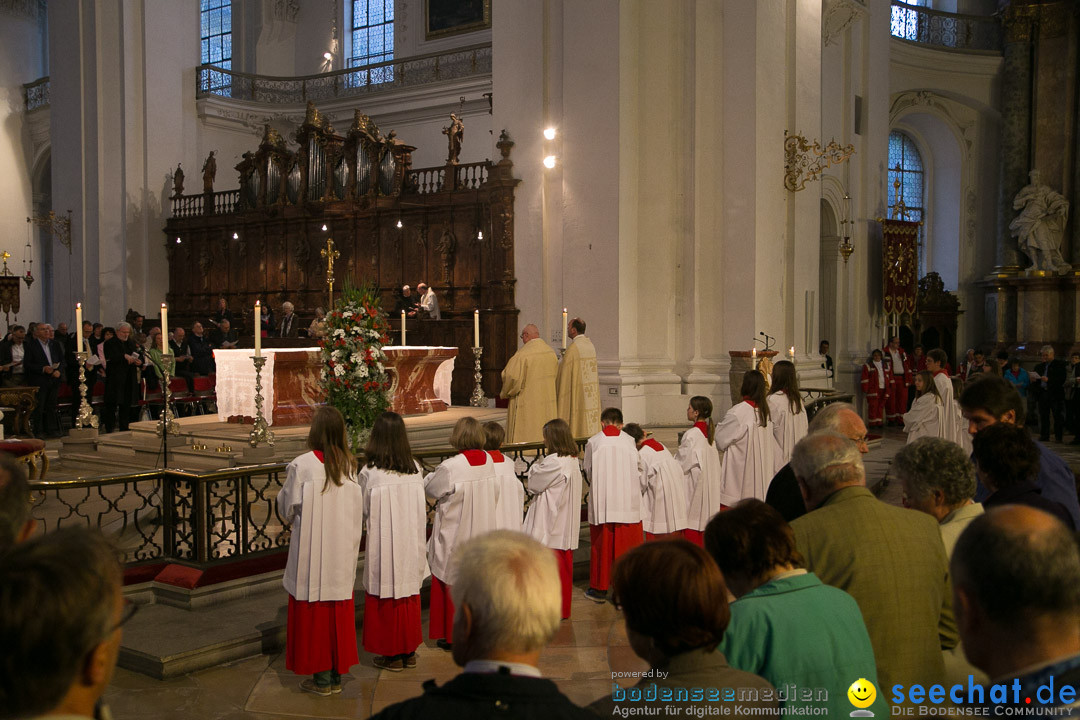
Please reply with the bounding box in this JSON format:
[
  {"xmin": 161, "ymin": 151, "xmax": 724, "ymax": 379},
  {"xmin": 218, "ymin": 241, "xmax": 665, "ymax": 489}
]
[{"xmin": 318, "ymin": 284, "xmax": 392, "ymax": 448}]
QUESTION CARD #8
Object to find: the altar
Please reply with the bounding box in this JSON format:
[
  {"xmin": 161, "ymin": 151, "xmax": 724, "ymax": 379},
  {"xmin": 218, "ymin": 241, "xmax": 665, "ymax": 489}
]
[{"xmin": 214, "ymin": 346, "xmax": 458, "ymax": 425}]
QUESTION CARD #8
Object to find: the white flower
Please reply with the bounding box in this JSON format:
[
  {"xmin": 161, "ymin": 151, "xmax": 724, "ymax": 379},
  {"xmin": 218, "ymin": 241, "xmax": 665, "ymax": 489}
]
[
  {"xmin": 334, "ymin": 363, "xmax": 345, "ymax": 377},
  {"xmin": 334, "ymin": 328, "xmax": 345, "ymax": 338}
]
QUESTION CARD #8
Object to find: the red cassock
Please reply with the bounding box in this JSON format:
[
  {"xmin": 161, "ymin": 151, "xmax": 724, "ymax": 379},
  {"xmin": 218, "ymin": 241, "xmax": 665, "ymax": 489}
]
[
  {"xmin": 883, "ymin": 347, "xmax": 914, "ymax": 424},
  {"xmin": 860, "ymin": 362, "xmax": 891, "ymax": 428}
]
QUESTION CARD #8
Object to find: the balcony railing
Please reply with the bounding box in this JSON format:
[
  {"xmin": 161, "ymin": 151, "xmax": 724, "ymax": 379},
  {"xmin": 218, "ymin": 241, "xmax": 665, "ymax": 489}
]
[
  {"xmin": 890, "ymin": 1, "xmax": 1002, "ymax": 53},
  {"xmin": 197, "ymin": 43, "xmax": 492, "ymax": 103},
  {"xmin": 23, "ymin": 76, "xmax": 50, "ymax": 111}
]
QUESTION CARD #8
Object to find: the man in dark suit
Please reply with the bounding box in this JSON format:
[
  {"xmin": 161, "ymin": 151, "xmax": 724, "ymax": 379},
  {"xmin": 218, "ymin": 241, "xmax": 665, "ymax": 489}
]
[
  {"xmin": 25, "ymin": 323, "xmax": 65, "ymax": 438},
  {"xmin": 0, "ymin": 325, "xmax": 27, "ymax": 388},
  {"xmin": 169, "ymin": 326, "xmax": 196, "ymax": 395},
  {"xmin": 210, "ymin": 318, "xmax": 238, "ymax": 350},
  {"xmin": 102, "ymin": 322, "xmax": 142, "ymax": 433},
  {"xmin": 1032, "ymin": 345, "xmax": 1067, "ymax": 443},
  {"xmin": 277, "ymin": 301, "xmax": 299, "ymax": 338},
  {"xmin": 188, "ymin": 321, "xmax": 215, "ymax": 375}
]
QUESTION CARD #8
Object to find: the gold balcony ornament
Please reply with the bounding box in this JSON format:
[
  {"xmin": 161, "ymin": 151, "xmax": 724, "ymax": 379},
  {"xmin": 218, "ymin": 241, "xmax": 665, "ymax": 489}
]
[
  {"xmin": 26, "ymin": 210, "xmax": 73, "ymax": 254},
  {"xmin": 784, "ymin": 132, "xmax": 856, "ymax": 192}
]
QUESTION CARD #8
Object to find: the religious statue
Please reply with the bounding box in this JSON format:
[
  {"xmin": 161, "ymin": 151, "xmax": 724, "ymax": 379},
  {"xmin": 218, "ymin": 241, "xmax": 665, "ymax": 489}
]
[
  {"xmin": 442, "ymin": 113, "xmax": 464, "ymax": 165},
  {"xmin": 202, "ymin": 151, "xmax": 217, "ymax": 193},
  {"xmin": 1009, "ymin": 169, "xmax": 1071, "ymax": 274},
  {"xmin": 436, "ymin": 227, "xmax": 456, "ymax": 283},
  {"xmin": 172, "ymin": 163, "xmax": 185, "ymax": 198}
]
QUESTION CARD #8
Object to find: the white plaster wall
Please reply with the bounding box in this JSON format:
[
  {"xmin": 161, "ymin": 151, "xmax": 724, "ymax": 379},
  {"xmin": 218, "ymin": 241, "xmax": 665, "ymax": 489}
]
[{"xmin": 0, "ymin": 7, "xmax": 47, "ymax": 326}]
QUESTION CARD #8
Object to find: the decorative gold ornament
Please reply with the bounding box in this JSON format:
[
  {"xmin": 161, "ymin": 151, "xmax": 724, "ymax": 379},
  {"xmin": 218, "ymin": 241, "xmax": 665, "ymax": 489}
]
[
  {"xmin": 321, "ymin": 237, "xmax": 340, "ymax": 308},
  {"xmin": 27, "ymin": 210, "xmax": 73, "ymax": 254},
  {"xmin": 784, "ymin": 132, "xmax": 856, "ymax": 192}
]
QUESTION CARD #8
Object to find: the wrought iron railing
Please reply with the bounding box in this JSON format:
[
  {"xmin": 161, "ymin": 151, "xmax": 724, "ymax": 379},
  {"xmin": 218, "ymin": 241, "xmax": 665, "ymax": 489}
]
[
  {"xmin": 890, "ymin": 1, "xmax": 1002, "ymax": 53},
  {"xmin": 29, "ymin": 437, "xmax": 590, "ymax": 568},
  {"xmin": 196, "ymin": 43, "xmax": 492, "ymax": 102},
  {"xmin": 23, "ymin": 76, "xmax": 50, "ymax": 111}
]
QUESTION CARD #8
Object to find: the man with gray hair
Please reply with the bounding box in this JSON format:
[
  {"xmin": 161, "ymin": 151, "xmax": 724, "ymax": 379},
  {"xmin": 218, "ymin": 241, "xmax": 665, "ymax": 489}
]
[
  {"xmin": 0, "ymin": 527, "xmax": 129, "ymax": 719},
  {"xmin": 26, "ymin": 322, "xmax": 65, "ymax": 439},
  {"xmin": 0, "ymin": 455, "xmax": 34, "ymax": 552},
  {"xmin": 501, "ymin": 324, "xmax": 558, "ymax": 443},
  {"xmin": 371, "ymin": 530, "xmax": 593, "ymax": 718},
  {"xmin": 417, "ymin": 283, "xmax": 440, "ymax": 320},
  {"xmin": 1031, "ymin": 345, "xmax": 1067, "ymax": 444},
  {"xmin": 790, "ymin": 432, "xmax": 956, "ymax": 693},
  {"xmin": 952, "ymin": 506, "xmax": 1080, "ymax": 708},
  {"xmin": 765, "ymin": 402, "xmax": 868, "ymax": 522},
  {"xmin": 277, "ymin": 301, "xmax": 299, "ymax": 338}
]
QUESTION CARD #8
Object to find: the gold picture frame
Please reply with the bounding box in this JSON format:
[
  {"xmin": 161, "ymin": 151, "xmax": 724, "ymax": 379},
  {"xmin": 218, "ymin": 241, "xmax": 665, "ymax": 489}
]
[{"xmin": 424, "ymin": 0, "xmax": 491, "ymax": 40}]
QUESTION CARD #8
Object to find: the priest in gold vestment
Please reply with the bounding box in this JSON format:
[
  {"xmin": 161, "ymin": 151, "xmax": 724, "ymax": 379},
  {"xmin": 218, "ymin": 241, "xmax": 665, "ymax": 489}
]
[
  {"xmin": 500, "ymin": 324, "xmax": 558, "ymax": 443},
  {"xmin": 556, "ymin": 317, "xmax": 600, "ymax": 439}
]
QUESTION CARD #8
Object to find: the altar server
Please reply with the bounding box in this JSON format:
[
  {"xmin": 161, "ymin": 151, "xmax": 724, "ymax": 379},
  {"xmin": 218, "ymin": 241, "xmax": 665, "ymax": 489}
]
[
  {"xmin": 928, "ymin": 349, "xmax": 966, "ymax": 450},
  {"xmin": 860, "ymin": 349, "xmax": 891, "ymax": 429},
  {"xmin": 716, "ymin": 371, "xmax": 782, "ymax": 507},
  {"xmin": 583, "ymin": 407, "xmax": 644, "ymax": 603},
  {"xmin": 500, "ymin": 323, "xmax": 558, "ymax": 443},
  {"xmin": 623, "ymin": 423, "xmax": 689, "ymax": 542},
  {"xmin": 424, "ymin": 416, "xmax": 499, "ymax": 648},
  {"xmin": 523, "ymin": 418, "xmax": 584, "ymax": 618},
  {"xmin": 676, "ymin": 395, "xmax": 724, "ymax": 547},
  {"xmin": 556, "ymin": 317, "xmax": 601, "ymax": 438},
  {"xmin": 484, "ymin": 421, "xmax": 524, "ymax": 531},
  {"xmin": 279, "ymin": 406, "xmax": 363, "ymax": 696},
  {"xmin": 767, "ymin": 360, "xmax": 808, "ymax": 465},
  {"xmin": 903, "ymin": 371, "xmax": 945, "ymax": 444},
  {"xmin": 359, "ymin": 411, "xmax": 428, "ymax": 672}
]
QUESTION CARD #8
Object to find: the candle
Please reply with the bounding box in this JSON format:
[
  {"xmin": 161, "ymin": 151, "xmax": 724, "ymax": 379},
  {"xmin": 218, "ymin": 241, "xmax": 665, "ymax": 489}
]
[
  {"xmin": 752, "ymin": 347, "xmax": 757, "ymax": 359},
  {"xmin": 562, "ymin": 308, "xmax": 568, "ymax": 349},
  {"xmin": 76, "ymin": 303, "xmax": 83, "ymax": 350},
  {"xmin": 400, "ymin": 310, "xmax": 406, "ymax": 346},
  {"xmin": 789, "ymin": 345, "xmax": 795, "ymax": 359},
  {"xmin": 254, "ymin": 301, "xmax": 261, "ymax": 357},
  {"xmin": 474, "ymin": 309, "xmax": 480, "ymax": 348},
  {"xmin": 160, "ymin": 303, "xmax": 168, "ymax": 351}
]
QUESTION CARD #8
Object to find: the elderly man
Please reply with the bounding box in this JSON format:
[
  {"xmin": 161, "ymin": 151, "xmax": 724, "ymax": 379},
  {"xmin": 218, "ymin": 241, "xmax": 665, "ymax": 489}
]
[
  {"xmin": 417, "ymin": 282, "xmax": 440, "ymax": 320},
  {"xmin": 501, "ymin": 324, "xmax": 557, "ymax": 443},
  {"xmin": 1031, "ymin": 345, "xmax": 1067, "ymax": 443},
  {"xmin": 26, "ymin": 323, "xmax": 65, "ymax": 438},
  {"xmin": 0, "ymin": 527, "xmax": 129, "ymax": 720},
  {"xmin": 765, "ymin": 402, "xmax": 867, "ymax": 522},
  {"xmin": 894, "ymin": 437, "xmax": 983, "ymax": 557},
  {"xmin": 188, "ymin": 321, "xmax": 214, "ymax": 375},
  {"xmin": 959, "ymin": 375, "xmax": 1080, "ymax": 528},
  {"xmin": 103, "ymin": 322, "xmax": 142, "ymax": 433},
  {"xmin": 395, "ymin": 285, "xmax": 419, "ymax": 318},
  {"xmin": 0, "ymin": 455, "xmax": 34, "ymax": 551},
  {"xmin": 556, "ymin": 317, "xmax": 600, "ymax": 439},
  {"xmin": 277, "ymin": 301, "xmax": 299, "ymax": 338},
  {"xmin": 211, "ymin": 318, "xmax": 238, "ymax": 350},
  {"xmin": 790, "ymin": 432, "xmax": 956, "ymax": 692},
  {"xmin": 371, "ymin": 531, "xmax": 594, "ymax": 719},
  {"xmin": 952, "ymin": 507, "xmax": 1080, "ymax": 708},
  {"xmin": 883, "ymin": 336, "xmax": 913, "ymax": 426}
]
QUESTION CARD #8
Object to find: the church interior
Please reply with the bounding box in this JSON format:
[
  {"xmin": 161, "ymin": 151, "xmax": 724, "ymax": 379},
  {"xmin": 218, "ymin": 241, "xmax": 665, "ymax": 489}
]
[{"xmin": 3, "ymin": 0, "xmax": 1080, "ymax": 717}]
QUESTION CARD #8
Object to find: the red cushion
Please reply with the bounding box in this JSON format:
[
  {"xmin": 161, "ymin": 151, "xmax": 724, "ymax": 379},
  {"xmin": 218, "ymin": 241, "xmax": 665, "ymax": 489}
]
[
  {"xmin": 154, "ymin": 564, "xmax": 204, "ymax": 589},
  {"xmin": 0, "ymin": 439, "xmax": 46, "ymax": 456}
]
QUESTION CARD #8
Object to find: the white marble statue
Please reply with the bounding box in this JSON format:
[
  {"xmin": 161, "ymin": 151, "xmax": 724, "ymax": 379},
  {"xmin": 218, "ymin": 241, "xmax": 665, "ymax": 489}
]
[{"xmin": 1009, "ymin": 169, "xmax": 1071, "ymax": 274}]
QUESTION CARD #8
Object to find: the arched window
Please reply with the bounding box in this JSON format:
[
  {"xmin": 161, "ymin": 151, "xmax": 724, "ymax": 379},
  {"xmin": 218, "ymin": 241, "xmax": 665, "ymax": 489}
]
[{"xmin": 888, "ymin": 130, "xmax": 926, "ymax": 273}]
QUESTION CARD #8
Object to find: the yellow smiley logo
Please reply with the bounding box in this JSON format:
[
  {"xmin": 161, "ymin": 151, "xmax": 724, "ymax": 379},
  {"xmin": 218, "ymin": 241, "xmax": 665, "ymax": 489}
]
[{"xmin": 848, "ymin": 678, "xmax": 877, "ymax": 709}]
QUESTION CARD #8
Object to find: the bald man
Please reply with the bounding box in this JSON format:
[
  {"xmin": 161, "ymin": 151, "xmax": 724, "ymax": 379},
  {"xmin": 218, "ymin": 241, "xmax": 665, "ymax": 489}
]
[{"xmin": 500, "ymin": 324, "xmax": 558, "ymax": 443}]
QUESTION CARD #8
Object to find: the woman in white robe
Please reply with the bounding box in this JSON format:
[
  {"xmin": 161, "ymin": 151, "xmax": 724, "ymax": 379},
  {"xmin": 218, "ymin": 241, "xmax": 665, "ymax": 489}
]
[
  {"xmin": 279, "ymin": 406, "xmax": 363, "ymax": 696},
  {"xmin": 359, "ymin": 411, "xmax": 429, "ymax": 672},
  {"xmin": 623, "ymin": 423, "xmax": 689, "ymax": 541},
  {"xmin": 424, "ymin": 416, "xmax": 499, "ymax": 647},
  {"xmin": 766, "ymin": 360, "xmax": 808, "ymax": 465},
  {"xmin": 675, "ymin": 395, "xmax": 724, "ymax": 547},
  {"xmin": 903, "ymin": 371, "xmax": 945, "ymax": 444},
  {"xmin": 483, "ymin": 421, "xmax": 525, "ymax": 531},
  {"xmin": 523, "ymin": 418, "xmax": 584, "ymax": 619},
  {"xmin": 715, "ymin": 371, "xmax": 782, "ymax": 507}
]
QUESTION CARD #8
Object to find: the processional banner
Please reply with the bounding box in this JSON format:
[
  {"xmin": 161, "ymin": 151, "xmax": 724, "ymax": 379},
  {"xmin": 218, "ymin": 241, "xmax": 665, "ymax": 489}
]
[{"xmin": 879, "ymin": 219, "xmax": 920, "ymax": 317}]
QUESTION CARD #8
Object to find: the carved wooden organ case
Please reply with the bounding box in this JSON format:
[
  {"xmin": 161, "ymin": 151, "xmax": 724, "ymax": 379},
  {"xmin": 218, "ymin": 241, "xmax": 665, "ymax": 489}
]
[{"xmin": 166, "ymin": 103, "xmax": 520, "ymax": 404}]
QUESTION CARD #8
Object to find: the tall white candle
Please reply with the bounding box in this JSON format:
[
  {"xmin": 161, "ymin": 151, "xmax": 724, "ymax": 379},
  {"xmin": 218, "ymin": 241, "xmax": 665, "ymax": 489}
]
[
  {"xmin": 562, "ymin": 308, "xmax": 568, "ymax": 349},
  {"xmin": 76, "ymin": 303, "xmax": 83, "ymax": 349},
  {"xmin": 254, "ymin": 301, "xmax": 262, "ymax": 357},
  {"xmin": 474, "ymin": 309, "xmax": 480, "ymax": 347},
  {"xmin": 789, "ymin": 345, "xmax": 795, "ymax": 359},
  {"xmin": 160, "ymin": 303, "xmax": 168, "ymax": 351},
  {"xmin": 400, "ymin": 310, "xmax": 406, "ymax": 346}
]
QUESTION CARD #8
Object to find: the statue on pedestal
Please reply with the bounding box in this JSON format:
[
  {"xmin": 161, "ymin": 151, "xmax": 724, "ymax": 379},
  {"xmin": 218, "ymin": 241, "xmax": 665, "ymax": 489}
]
[
  {"xmin": 172, "ymin": 163, "xmax": 185, "ymax": 198},
  {"xmin": 202, "ymin": 151, "xmax": 217, "ymax": 193},
  {"xmin": 1009, "ymin": 169, "xmax": 1071, "ymax": 274},
  {"xmin": 442, "ymin": 113, "xmax": 464, "ymax": 165}
]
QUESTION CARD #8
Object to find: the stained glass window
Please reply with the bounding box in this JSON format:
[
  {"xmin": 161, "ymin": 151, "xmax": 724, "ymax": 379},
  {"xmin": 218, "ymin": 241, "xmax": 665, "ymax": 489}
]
[
  {"xmin": 201, "ymin": 0, "xmax": 232, "ymax": 96},
  {"xmin": 888, "ymin": 130, "xmax": 926, "ymax": 273},
  {"xmin": 348, "ymin": 0, "xmax": 394, "ymax": 86}
]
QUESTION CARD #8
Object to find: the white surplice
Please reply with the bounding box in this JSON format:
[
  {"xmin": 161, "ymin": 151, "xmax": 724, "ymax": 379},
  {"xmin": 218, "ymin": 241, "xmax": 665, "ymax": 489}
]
[
  {"xmin": 933, "ymin": 371, "xmax": 966, "ymax": 449},
  {"xmin": 279, "ymin": 451, "xmax": 364, "ymax": 602},
  {"xmin": 490, "ymin": 451, "xmax": 525, "ymax": 531},
  {"xmin": 523, "ymin": 454, "xmax": 584, "ymax": 550},
  {"xmin": 675, "ymin": 423, "xmax": 724, "ymax": 532},
  {"xmin": 424, "ymin": 451, "xmax": 500, "ymax": 585},
  {"xmin": 767, "ymin": 392, "xmax": 808, "ymax": 465},
  {"xmin": 359, "ymin": 462, "xmax": 430, "ymax": 599},
  {"xmin": 584, "ymin": 427, "xmax": 644, "ymax": 525},
  {"xmin": 903, "ymin": 394, "xmax": 945, "ymax": 444},
  {"xmin": 638, "ymin": 440, "xmax": 690, "ymax": 535},
  {"xmin": 715, "ymin": 401, "xmax": 782, "ymax": 506}
]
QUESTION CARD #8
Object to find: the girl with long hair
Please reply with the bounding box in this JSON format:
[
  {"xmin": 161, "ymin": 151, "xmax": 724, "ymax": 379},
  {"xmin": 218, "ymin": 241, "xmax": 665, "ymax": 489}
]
[
  {"xmin": 522, "ymin": 418, "xmax": 584, "ymax": 619},
  {"xmin": 902, "ymin": 371, "xmax": 944, "ymax": 444},
  {"xmin": 359, "ymin": 411, "xmax": 428, "ymax": 672},
  {"xmin": 484, "ymin": 421, "xmax": 525, "ymax": 531},
  {"xmin": 715, "ymin": 372, "xmax": 782, "ymax": 508},
  {"xmin": 675, "ymin": 395, "xmax": 723, "ymax": 547},
  {"xmin": 766, "ymin": 360, "xmax": 807, "ymax": 465},
  {"xmin": 279, "ymin": 406, "xmax": 363, "ymax": 696}
]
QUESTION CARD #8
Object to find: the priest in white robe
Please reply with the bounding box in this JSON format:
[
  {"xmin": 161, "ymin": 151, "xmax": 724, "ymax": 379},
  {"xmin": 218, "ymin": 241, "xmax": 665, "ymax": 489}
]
[
  {"xmin": 582, "ymin": 407, "xmax": 644, "ymax": 603},
  {"xmin": 623, "ymin": 423, "xmax": 689, "ymax": 541},
  {"xmin": 556, "ymin": 317, "xmax": 600, "ymax": 439},
  {"xmin": 500, "ymin": 323, "xmax": 558, "ymax": 443}
]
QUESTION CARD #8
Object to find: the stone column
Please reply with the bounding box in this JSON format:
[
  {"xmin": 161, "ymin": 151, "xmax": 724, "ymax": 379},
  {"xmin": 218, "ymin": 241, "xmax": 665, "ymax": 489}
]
[
  {"xmin": 994, "ymin": 3, "xmax": 1036, "ymax": 274},
  {"xmin": 1073, "ymin": 31, "xmax": 1080, "ymax": 266}
]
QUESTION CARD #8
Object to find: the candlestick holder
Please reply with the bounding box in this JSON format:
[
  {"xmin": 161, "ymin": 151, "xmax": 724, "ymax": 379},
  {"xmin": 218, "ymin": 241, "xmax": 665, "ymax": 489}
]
[
  {"xmin": 155, "ymin": 356, "xmax": 180, "ymax": 439},
  {"xmin": 74, "ymin": 352, "xmax": 98, "ymax": 429},
  {"xmin": 469, "ymin": 346, "xmax": 487, "ymax": 407},
  {"xmin": 249, "ymin": 355, "xmax": 275, "ymax": 447}
]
